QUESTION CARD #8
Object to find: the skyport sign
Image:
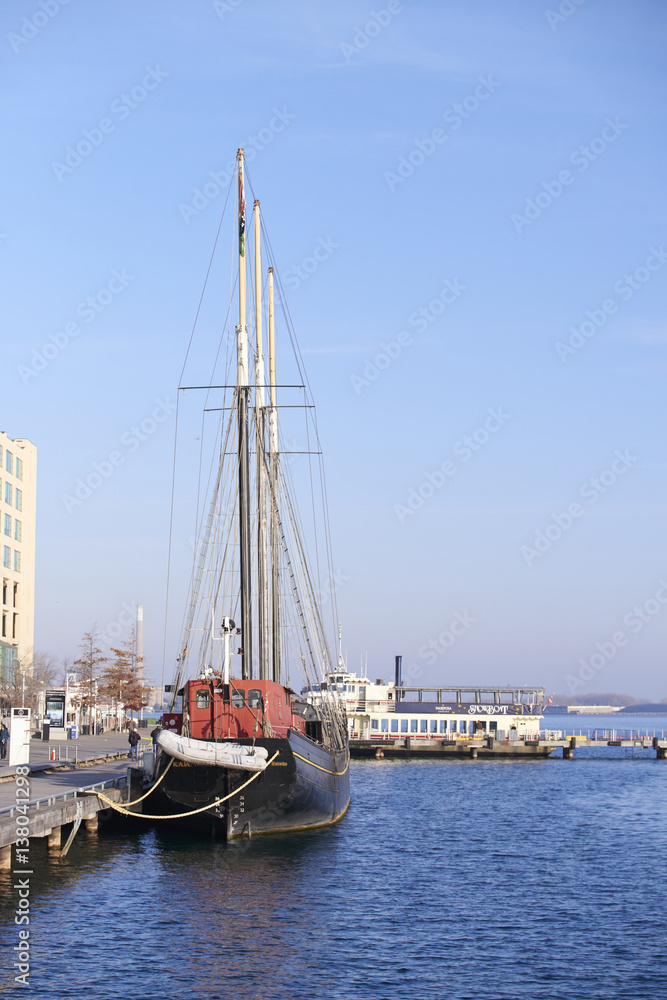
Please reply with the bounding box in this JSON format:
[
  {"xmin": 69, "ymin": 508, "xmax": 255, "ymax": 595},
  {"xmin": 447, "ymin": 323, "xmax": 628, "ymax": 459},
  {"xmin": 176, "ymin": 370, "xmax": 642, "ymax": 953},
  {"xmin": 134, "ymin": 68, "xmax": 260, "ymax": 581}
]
[{"xmin": 394, "ymin": 703, "xmax": 537, "ymax": 716}]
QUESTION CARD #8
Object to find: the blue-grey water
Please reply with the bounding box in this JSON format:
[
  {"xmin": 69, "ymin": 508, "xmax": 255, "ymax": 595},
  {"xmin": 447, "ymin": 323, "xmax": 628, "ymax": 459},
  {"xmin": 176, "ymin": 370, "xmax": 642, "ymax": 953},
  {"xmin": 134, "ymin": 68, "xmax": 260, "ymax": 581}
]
[{"xmin": 1, "ymin": 727, "xmax": 666, "ymax": 999}]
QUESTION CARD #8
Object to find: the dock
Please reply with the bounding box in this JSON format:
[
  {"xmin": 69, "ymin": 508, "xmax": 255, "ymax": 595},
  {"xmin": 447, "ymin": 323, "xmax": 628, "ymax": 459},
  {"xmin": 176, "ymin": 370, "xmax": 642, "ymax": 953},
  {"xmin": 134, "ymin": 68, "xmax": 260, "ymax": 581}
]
[
  {"xmin": 0, "ymin": 732, "xmax": 151, "ymax": 867},
  {"xmin": 351, "ymin": 732, "xmax": 667, "ymax": 760}
]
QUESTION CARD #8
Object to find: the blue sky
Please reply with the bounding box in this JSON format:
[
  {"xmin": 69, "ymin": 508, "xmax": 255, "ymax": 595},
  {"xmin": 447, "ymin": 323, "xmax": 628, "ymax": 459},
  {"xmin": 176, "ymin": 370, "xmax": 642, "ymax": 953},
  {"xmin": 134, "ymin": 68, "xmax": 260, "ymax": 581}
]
[{"xmin": 2, "ymin": 0, "xmax": 666, "ymax": 699}]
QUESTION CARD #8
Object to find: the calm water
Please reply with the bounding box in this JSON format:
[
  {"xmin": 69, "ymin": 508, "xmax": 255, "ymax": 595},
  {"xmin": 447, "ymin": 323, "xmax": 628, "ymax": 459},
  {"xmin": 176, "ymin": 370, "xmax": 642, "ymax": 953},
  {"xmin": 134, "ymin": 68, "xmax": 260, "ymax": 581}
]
[{"xmin": 1, "ymin": 742, "xmax": 666, "ymax": 999}]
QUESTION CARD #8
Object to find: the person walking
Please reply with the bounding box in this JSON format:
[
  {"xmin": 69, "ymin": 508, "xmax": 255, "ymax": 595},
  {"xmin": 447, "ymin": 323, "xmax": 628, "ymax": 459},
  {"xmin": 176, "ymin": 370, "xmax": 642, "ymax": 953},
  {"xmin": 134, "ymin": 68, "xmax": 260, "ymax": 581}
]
[
  {"xmin": 150, "ymin": 723, "xmax": 163, "ymax": 747},
  {"xmin": 128, "ymin": 726, "xmax": 141, "ymax": 760},
  {"xmin": 0, "ymin": 722, "xmax": 9, "ymax": 761}
]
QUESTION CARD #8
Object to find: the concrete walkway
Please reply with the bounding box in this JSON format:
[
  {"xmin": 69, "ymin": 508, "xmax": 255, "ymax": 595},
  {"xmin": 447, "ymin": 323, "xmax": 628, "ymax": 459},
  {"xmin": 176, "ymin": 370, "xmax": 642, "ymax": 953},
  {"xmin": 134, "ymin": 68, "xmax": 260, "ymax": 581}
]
[{"xmin": 0, "ymin": 731, "xmax": 154, "ymax": 776}]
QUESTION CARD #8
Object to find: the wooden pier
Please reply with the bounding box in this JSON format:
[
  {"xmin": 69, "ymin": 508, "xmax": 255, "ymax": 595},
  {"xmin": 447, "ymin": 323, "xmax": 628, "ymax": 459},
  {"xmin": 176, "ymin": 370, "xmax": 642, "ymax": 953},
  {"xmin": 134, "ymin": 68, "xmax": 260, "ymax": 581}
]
[
  {"xmin": 351, "ymin": 734, "xmax": 667, "ymax": 760},
  {"xmin": 0, "ymin": 737, "xmax": 151, "ymax": 868}
]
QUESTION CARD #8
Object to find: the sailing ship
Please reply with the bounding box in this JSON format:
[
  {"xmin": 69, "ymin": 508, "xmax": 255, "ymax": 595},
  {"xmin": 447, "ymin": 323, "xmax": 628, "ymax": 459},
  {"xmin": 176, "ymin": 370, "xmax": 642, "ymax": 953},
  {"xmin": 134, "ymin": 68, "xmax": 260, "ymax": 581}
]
[{"xmin": 151, "ymin": 148, "xmax": 350, "ymax": 838}]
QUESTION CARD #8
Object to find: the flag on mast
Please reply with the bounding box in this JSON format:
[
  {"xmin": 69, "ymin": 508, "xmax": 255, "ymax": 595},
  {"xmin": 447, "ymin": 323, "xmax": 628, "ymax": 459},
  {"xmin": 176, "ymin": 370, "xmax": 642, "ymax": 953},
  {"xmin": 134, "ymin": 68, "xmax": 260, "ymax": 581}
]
[{"xmin": 238, "ymin": 168, "xmax": 246, "ymax": 258}]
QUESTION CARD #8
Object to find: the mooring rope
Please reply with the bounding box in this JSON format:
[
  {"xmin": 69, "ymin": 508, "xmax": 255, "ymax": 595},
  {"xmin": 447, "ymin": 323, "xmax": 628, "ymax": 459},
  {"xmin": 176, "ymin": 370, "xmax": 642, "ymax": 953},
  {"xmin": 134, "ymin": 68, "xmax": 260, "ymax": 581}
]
[{"xmin": 90, "ymin": 751, "xmax": 280, "ymax": 820}]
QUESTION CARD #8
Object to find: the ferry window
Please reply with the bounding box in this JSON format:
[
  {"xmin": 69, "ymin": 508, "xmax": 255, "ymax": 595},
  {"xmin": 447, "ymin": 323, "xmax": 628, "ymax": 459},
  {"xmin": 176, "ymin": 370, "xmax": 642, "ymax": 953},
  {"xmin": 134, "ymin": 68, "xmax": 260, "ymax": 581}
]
[
  {"xmin": 460, "ymin": 720, "xmax": 467, "ymax": 734},
  {"xmin": 388, "ymin": 692, "xmax": 393, "ymax": 700},
  {"xmin": 248, "ymin": 689, "xmax": 263, "ymax": 709},
  {"xmin": 410, "ymin": 719, "xmax": 418, "ymax": 733},
  {"xmin": 440, "ymin": 720, "xmax": 447, "ymax": 734},
  {"xmin": 450, "ymin": 720, "xmax": 457, "ymax": 733},
  {"xmin": 420, "ymin": 719, "xmax": 427, "ymax": 733},
  {"xmin": 430, "ymin": 720, "xmax": 438, "ymax": 733},
  {"xmin": 231, "ymin": 689, "xmax": 245, "ymax": 708},
  {"xmin": 391, "ymin": 720, "xmax": 398, "ymax": 733},
  {"xmin": 371, "ymin": 719, "xmax": 378, "ymax": 730},
  {"xmin": 381, "ymin": 719, "xmax": 388, "ymax": 732},
  {"xmin": 400, "ymin": 719, "xmax": 408, "ymax": 733},
  {"xmin": 195, "ymin": 689, "xmax": 209, "ymax": 709}
]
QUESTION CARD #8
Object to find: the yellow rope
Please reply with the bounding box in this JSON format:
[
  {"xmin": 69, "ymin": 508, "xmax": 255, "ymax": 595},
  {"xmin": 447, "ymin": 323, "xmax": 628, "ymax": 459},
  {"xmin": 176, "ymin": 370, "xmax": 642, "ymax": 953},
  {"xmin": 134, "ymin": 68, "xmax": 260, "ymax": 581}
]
[
  {"xmin": 91, "ymin": 751, "xmax": 280, "ymax": 820},
  {"xmin": 101, "ymin": 755, "xmax": 176, "ymax": 807}
]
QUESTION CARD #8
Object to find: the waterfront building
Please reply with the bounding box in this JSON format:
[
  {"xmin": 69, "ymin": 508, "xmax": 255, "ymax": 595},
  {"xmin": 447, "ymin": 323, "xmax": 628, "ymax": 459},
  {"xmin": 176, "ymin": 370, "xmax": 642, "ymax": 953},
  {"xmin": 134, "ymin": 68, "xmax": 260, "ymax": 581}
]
[{"xmin": 0, "ymin": 432, "xmax": 36, "ymax": 687}]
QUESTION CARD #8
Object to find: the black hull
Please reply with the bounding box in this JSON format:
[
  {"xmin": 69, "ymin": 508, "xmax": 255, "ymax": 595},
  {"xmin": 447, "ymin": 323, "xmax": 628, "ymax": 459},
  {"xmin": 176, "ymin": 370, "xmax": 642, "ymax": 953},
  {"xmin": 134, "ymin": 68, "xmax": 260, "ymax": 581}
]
[{"xmin": 148, "ymin": 732, "xmax": 350, "ymax": 839}]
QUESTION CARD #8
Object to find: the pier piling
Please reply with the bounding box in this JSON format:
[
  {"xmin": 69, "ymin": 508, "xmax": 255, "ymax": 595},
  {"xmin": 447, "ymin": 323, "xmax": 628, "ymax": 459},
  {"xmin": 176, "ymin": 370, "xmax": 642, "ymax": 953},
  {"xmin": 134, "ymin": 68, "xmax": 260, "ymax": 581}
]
[{"xmin": 46, "ymin": 827, "xmax": 61, "ymax": 852}]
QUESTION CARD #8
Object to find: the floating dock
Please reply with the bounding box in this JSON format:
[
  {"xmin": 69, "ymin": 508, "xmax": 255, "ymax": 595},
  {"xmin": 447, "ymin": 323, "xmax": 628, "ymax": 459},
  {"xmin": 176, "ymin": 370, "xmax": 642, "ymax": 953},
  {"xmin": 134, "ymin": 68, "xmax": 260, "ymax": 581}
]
[{"xmin": 351, "ymin": 734, "xmax": 667, "ymax": 760}]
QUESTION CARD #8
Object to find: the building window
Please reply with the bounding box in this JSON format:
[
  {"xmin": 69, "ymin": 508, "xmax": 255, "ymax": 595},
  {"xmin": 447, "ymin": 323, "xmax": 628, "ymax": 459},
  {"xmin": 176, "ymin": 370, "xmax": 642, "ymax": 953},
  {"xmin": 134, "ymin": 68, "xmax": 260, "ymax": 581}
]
[
  {"xmin": 13, "ymin": 583, "xmax": 18, "ymax": 607},
  {"xmin": 3, "ymin": 547, "xmax": 10, "ymax": 569},
  {"xmin": 12, "ymin": 613, "xmax": 17, "ymax": 639},
  {"xmin": 5, "ymin": 451, "xmax": 12, "ymax": 475},
  {"xmin": 14, "ymin": 521, "xmax": 21, "ymax": 542},
  {"xmin": 2, "ymin": 580, "xmax": 6, "ymax": 605},
  {"xmin": 4, "ymin": 484, "xmax": 10, "ymax": 505},
  {"xmin": 391, "ymin": 719, "xmax": 398, "ymax": 733},
  {"xmin": 15, "ymin": 489, "xmax": 22, "ymax": 511},
  {"xmin": 1, "ymin": 613, "xmax": 5, "ymax": 637},
  {"xmin": 3, "ymin": 514, "xmax": 10, "ymax": 536},
  {"xmin": 15, "ymin": 458, "xmax": 23, "ymax": 481},
  {"xmin": 13, "ymin": 551, "xmax": 20, "ymax": 573}
]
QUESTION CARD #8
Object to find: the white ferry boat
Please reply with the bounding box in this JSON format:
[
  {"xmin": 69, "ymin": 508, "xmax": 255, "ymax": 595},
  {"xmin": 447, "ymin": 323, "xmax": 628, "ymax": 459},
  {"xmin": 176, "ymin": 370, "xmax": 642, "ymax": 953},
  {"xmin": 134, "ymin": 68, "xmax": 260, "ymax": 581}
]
[{"xmin": 303, "ymin": 653, "xmax": 549, "ymax": 758}]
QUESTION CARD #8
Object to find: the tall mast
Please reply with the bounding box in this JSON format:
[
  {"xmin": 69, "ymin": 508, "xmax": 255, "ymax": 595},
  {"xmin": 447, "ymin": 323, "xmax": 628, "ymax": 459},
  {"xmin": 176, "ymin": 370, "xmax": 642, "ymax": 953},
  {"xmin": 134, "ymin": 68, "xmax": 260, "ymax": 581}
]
[
  {"xmin": 268, "ymin": 266, "xmax": 281, "ymax": 684},
  {"xmin": 254, "ymin": 200, "xmax": 269, "ymax": 681},
  {"xmin": 236, "ymin": 149, "xmax": 253, "ymax": 680}
]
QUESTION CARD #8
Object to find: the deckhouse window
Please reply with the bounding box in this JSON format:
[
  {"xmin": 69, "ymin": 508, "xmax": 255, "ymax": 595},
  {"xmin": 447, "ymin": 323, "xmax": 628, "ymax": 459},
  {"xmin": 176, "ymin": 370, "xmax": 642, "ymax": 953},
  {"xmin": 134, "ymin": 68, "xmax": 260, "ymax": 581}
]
[
  {"xmin": 410, "ymin": 719, "xmax": 418, "ymax": 733},
  {"xmin": 248, "ymin": 689, "xmax": 262, "ymax": 709},
  {"xmin": 440, "ymin": 720, "xmax": 447, "ymax": 733},
  {"xmin": 196, "ymin": 689, "xmax": 209, "ymax": 709},
  {"xmin": 391, "ymin": 719, "xmax": 398, "ymax": 733},
  {"xmin": 420, "ymin": 719, "xmax": 428, "ymax": 733},
  {"xmin": 231, "ymin": 688, "xmax": 245, "ymax": 708},
  {"xmin": 400, "ymin": 719, "xmax": 408, "ymax": 733},
  {"xmin": 430, "ymin": 720, "xmax": 437, "ymax": 733}
]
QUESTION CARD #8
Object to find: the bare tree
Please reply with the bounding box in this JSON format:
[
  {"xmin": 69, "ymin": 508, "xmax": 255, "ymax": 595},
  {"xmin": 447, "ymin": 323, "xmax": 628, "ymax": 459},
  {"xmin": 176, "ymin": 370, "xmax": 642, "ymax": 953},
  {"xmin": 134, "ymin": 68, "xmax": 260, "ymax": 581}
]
[{"xmin": 73, "ymin": 628, "xmax": 108, "ymax": 731}]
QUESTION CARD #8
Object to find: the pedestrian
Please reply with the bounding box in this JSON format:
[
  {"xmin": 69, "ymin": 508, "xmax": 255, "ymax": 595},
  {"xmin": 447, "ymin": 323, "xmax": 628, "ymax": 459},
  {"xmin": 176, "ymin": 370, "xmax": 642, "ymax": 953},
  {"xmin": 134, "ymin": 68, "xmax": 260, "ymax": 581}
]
[
  {"xmin": 128, "ymin": 727, "xmax": 141, "ymax": 760},
  {"xmin": 150, "ymin": 723, "xmax": 163, "ymax": 747},
  {"xmin": 0, "ymin": 722, "xmax": 8, "ymax": 760}
]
